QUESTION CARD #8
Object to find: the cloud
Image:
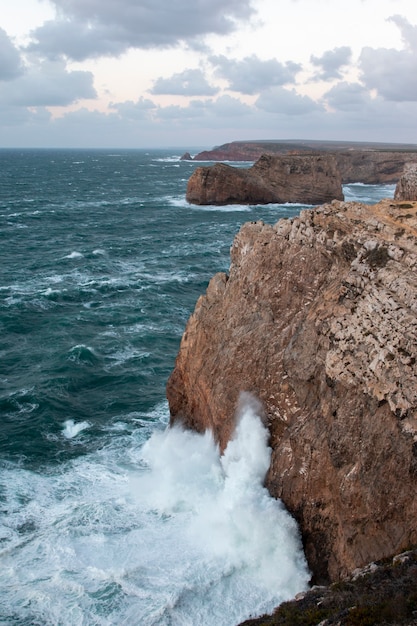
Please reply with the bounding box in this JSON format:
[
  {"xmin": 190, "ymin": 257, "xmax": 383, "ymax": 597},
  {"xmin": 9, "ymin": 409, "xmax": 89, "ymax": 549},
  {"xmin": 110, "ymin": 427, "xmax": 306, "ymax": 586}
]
[
  {"xmin": 210, "ymin": 54, "xmax": 301, "ymax": 94},
  {"xmin": 310, "ymin": 46, "xmax": 352, "ymax": 80},
  {"xmin": 0, "ymin": 60, "xmax": 96, "ymax": 107},
  {"xmin": 111, "ymin": 97, "xmax": 157, "ymax": 120},
  {"xmin": 0, "ymin": 28, "xmax": 24, "ymax": 81},
  {"xmin": 155, "ymin": 95, "xmax": 251, "ymax": 121},
  {"xmin": 323, "ymin": 81, "xmax": 371, "ymax": 112},
  {"xmin": 0, "ymin": 104, "xmax": 52, "ymax": 128},
  {"xmin": 2, "ymin": 89, "xmax": 417, "ymax": 149},
  {"xmin": 206, "ymin": 94, "xmax": 252, "ymax": 117},
  {"xmin": 359, "ymin": 16, "xmax": 417, "ymax": 102},
  {"xmin": 255, "ymin": 86, "xmax": 322, "ymax": 115},
  {"xmin": 389, "ymin": 14, "xmax": 417, "ymax": 52},
  {"xmin": 151, "ymin": 68, "xmax": 218, "ymax": 96},
  {"xmin": 27, "ymin": 21, "xmax": 125, "ymax": 62},
  {"xmin": 28, "ymin": 0, "xmax": 256, "ymax": 61}
]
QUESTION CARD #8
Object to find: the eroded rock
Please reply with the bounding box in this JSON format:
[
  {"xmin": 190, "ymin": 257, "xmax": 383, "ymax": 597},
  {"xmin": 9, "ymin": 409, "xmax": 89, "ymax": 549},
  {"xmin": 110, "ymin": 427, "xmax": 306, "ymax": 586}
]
[
  {"xmin": 167, "ymin": 199, "xmax": 417, "ymax": 583},
  {"xmin": 395, "ymin": 163, "xmax": 417, "ymax": 201},
  {"xmin": 186, "ymin": 154, "xmax": 344, "ymax": 205}
]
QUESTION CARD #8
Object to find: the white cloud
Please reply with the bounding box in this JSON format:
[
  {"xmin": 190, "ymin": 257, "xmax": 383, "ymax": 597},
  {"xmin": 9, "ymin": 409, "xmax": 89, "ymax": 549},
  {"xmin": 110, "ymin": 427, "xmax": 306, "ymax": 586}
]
[
  {"xmin": 0, "ymin": 28, "xmax": 24, "ymax": 81},
  {"xmin": 310, "ymin": 46, "xmax": 352, "ymax": 81},
  {"xmin": 323, "ymin": 82, "xmax": 370, "ymax": 112},
  {"xmin": 155, "ymin": 95, "xmax": 251, "ymax": 121},
  {"xmin": 255, "ymin": 86, "xmax": 322, "ymax": 115},
  {"xmin": 0, "ymin": 60, "xmax": 96, "ymax": 107},
  {"xmin": 2, "ymin": 0, "xmax": 417, "ymax": 147},
  {"xmin": 210, "ymin": 55, "xmax": 301, "ymax": 94},
  {"xmin": 151, "ymin": 69, "xmax": 218, "ymax": 96},
  {"xmin": 111, "ymin": 97, "xmax": 157, "ymax": 120},
  {"xmin": 359, "ymin": 15, "xmax": 417, "ymax": 102},
  {"xmin": 28, "ymin": 0, "xmax": 256, "ymax": 60}
]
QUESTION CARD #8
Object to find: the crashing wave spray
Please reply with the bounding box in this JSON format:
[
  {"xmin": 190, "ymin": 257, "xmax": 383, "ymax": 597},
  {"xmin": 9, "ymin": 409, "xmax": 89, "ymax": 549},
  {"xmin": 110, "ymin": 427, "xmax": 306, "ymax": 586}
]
[
  {"xmin": 0, "ymin": 396, "xmax": 309, "ymax": 626},
  {"xmin": 138, "ymin": 392, "xmax": 310, "ymax": 623}
]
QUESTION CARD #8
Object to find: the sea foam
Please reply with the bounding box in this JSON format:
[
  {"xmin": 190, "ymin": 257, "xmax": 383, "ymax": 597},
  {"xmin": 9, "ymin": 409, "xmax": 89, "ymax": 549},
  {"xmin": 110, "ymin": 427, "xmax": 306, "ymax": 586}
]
[{"xmin": 0, "ymin": 397, "xmax": 309, "ymax": 625}]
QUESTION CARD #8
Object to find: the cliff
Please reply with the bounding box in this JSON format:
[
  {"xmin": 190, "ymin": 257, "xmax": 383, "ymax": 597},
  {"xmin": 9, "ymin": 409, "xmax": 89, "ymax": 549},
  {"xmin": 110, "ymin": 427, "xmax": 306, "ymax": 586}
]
[
  {"xmin": 186, "ymin": 154, "xmax": 344, "ymax": 205},
  {"xmin": 167, "ymin": 198, "xmax": 417, "ymax": 584},
  {"xmin": 187, "ymin": 140, "xmax": 417, "ymax": 184},
  {"xmin": 395, "ymin": 163, "xmax": 417, "ymax": 201},
  {"xmin": 240, "ymin": 549, "xmax": 417, "ymax": 626}
]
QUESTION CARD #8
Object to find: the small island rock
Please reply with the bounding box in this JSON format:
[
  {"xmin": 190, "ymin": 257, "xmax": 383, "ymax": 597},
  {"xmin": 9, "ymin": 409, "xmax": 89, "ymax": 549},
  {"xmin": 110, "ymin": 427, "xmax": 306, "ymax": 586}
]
[{"xmin": 186, "ymin": 154, "xmax": 344, "ymax": 205}]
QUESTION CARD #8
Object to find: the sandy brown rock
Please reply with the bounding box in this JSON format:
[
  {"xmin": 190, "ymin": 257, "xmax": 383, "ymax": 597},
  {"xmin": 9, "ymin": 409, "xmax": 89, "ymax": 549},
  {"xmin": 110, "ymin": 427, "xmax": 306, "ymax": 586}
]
[
  {"xmin": 395, "ymin": 163, "xmax": 417, "ymax": 201},
  {"xmin": 167, "ymin": 198, "xmax": 417, "ymax": 584},
  {"xmin": 186, "ymin": 154, "xmax": 344, "ymax": 205},
  {"xmin": 186, "ymin": 162, "xmax": 278, "ymax": 205}
]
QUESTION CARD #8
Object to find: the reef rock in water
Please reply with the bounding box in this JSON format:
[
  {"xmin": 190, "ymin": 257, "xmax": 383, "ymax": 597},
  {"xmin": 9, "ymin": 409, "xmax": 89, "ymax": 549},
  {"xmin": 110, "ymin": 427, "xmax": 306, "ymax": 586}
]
[
  {"xmin": 186, "ymin": 154, "xmax": 344, "ymax": 205},
  {"xmin": 167, "ymin": 198, "xmax": 417, "ymax": 584}
]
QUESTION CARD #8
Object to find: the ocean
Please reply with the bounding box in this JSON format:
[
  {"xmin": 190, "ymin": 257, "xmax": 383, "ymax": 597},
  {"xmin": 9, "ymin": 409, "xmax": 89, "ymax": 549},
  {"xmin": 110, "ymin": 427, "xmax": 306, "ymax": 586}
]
[{"xmin": 0, "ymin": 149, "xmax": 395, "ymax": 625}]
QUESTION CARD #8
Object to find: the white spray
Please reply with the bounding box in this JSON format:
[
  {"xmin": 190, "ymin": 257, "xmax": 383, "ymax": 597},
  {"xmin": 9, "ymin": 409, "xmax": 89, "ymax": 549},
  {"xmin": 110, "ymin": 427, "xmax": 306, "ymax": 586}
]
[{"xmin": 0, "ymin": 397, "xmax": 310, "ymax": 626}]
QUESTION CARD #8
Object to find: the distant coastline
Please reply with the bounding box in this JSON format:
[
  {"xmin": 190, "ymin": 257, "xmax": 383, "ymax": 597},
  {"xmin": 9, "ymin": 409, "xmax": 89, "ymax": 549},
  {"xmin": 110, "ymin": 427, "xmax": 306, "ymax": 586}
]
[{"xmin": 182, "ymin": 139, "xmax": 417, "ymax": 162}]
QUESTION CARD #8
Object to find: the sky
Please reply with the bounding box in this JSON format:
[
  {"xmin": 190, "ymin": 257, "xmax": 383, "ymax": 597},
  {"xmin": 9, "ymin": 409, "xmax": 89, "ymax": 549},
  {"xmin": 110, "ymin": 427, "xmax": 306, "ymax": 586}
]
[{"xmin": 1, "ymin": 0, "xmax": 417, "ymax": 148}]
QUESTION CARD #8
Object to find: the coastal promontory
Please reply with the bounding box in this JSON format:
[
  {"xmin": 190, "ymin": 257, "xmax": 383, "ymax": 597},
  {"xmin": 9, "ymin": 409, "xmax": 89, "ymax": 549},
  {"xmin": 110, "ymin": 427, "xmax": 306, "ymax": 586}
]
[
  {"xmin": 184, "ymin": 139, "xmax": 417, "ymax": 185},
  {"xmin": 167, "ymin": 197, "xmax": 417, "ymax": 584}
]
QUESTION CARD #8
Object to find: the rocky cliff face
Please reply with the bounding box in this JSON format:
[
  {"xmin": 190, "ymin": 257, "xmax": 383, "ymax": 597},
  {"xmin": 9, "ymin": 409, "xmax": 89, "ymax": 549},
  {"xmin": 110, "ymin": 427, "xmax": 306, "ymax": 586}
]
[
  {"xmin": 167, "ymin": 198, "xmax": 417, "ymax": 584},
  {"xmin": 186, "ymin": 154, "xmax": 344, "ymax": 205},
  {"xmin": 395, "ymin": 163, "xmax": 417, "ymax": 201}
]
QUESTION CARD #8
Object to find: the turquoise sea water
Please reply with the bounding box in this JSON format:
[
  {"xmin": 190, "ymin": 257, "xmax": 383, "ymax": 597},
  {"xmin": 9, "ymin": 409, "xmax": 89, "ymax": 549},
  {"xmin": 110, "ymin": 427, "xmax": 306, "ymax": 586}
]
[{"xmin": 0, "ymin": 149, "xmax": 395, "ymax": 625}]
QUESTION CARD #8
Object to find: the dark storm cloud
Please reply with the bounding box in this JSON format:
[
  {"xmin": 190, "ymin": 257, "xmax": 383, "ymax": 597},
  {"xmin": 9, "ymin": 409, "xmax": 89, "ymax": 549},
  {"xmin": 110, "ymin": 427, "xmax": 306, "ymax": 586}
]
[
  {"xmin": 210, "ymin": 55, "xmax": 301, "ymax": 94},
  {"xmin": 151, "ymin": 69, "xmax": 218, "ymax": 96},
  {"xmin": 359, "ymin": 15, "xmax": 417, "ymax": 101},
  {"xmin": 0, "ymin": 61, "xmax": 96, "ymax": 106},
  {"xmin": 310, "ymin": 46, "xmax": 352, "ymax": 80},
  {"xmin": 28, "ymin": 0, "xmax": 256, "ymax": 60},
  {"xmin": 0, "ymin": 28, "xmax": 24, "ymax": 81}
]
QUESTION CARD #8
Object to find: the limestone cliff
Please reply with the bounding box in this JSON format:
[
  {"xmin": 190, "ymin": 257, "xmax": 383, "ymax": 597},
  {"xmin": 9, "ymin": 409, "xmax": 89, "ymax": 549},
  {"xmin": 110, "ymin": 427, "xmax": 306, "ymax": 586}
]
[
  {"xmin": 395, "ymin": 163, "xmax": 417, "ymax": 201},
  {"xmin": 167, "ymin": 198, "xmax": 417, "ymax": 584},
  {"xmin": 186, "ymin": 154, "xmax": 344, "ymax": 205},
  {"xmin": 190, "ymin": 140, "xmax": 417, "ymax": 184}
]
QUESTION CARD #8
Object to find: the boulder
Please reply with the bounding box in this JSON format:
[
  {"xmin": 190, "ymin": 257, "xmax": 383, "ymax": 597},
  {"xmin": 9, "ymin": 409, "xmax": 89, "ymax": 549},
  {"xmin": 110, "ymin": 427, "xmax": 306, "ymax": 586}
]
[
  {"xmin": 186, "ymin": 154, "xmax": 344, "ymax": 205},
  {"xmin": 394, "ymin": 163, "xmax": 417, "ymax": 201},
  {"xmin": 167, "ymin": 198, "xmax": 417, "ymax": 584}
]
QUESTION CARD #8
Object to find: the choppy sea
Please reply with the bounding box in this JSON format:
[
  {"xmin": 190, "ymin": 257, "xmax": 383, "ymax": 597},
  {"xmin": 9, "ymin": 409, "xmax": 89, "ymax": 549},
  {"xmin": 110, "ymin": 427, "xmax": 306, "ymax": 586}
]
[{"xmin": 0, "ymin": 149, "xmax": 395, "ymax": 625}]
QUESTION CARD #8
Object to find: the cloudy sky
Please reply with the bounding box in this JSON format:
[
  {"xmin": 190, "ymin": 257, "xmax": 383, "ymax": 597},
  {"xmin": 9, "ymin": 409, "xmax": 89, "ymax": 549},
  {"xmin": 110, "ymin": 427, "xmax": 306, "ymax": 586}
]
[{"xmin": 1, "ymin": 0, "xmax": 417, "ymax": 148}]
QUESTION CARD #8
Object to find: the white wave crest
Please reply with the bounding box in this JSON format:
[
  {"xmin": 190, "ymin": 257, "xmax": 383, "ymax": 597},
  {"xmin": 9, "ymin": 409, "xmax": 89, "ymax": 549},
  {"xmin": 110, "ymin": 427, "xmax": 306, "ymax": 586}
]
[
  {"xmin": 62, "ymin": 419, "xmax": 91, "ymax": 438},
  {"xmin": 64, "ymin": 251, "xmax": 84, "ymax": 259}
]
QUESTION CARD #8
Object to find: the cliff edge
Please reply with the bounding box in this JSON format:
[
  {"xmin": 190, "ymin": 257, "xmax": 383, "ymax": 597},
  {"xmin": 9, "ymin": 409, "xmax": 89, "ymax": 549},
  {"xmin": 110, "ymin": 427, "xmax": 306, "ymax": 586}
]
[{"xmin": 167, "ymin": 198, "xmax": 417, "ymax": 584}]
